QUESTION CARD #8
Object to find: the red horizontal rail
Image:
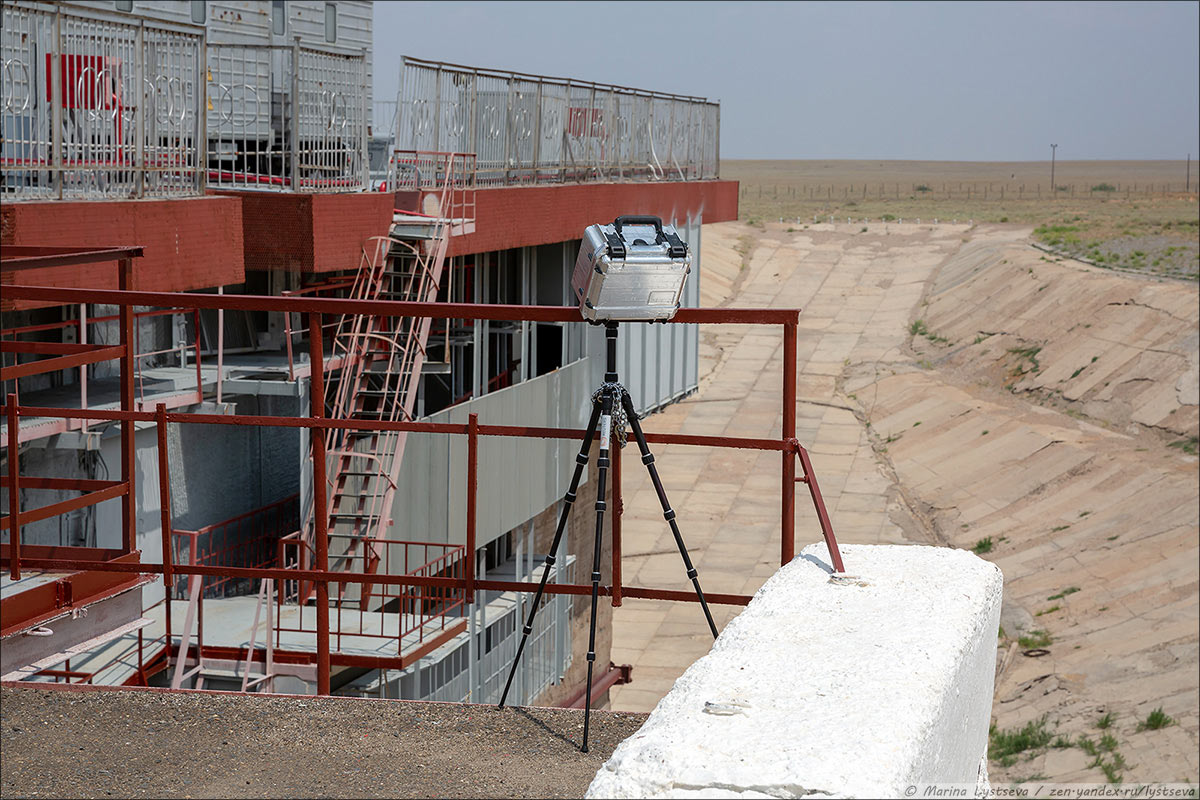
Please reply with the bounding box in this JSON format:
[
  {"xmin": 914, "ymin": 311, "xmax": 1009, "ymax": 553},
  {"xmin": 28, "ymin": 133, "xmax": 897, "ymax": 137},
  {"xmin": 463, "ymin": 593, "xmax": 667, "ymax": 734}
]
[
  {"xmin": 0, "ymin": 476, "xmax": 122, "ymax": 492},
  {"xmin": 2, "ymin": 404, "xmax": 791, "ymax": 453},
  {"xmin": 1, "ymin": 285, "xmax": 800, "ymax": 325},
  {"xmin": 0, "ymin": 341, "xmax": 106, "ymax": 356},
  {"xmin": 0, "ymin": 245, "xmax": 144, "ymax": 271},
  {"xmin": 0, "ymin": 481, "xmax": 128, "ymax": 531},
  {"xmin": 0, "ymin": 344, "xmax": 125, "ymax": 382},
  {"xmin": 0, "ymin": 556, "xmax": 756, "ymax": 607},
  {"xmin": 1, "ymin": 306, "xmax": 194, "ymax": 338}
]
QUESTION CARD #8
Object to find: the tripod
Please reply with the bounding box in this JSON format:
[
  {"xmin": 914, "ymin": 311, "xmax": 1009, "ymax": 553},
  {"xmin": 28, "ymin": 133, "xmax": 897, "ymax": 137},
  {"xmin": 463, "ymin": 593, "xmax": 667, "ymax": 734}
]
[{"xmin": 497, "ymin": 322, "xmax": 718, "ymax": 752}]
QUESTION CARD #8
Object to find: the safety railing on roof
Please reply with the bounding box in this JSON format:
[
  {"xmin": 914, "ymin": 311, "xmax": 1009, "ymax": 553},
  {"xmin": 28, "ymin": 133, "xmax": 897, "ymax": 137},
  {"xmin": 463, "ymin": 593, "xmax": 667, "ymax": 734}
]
[
  {"xmin": 1, "ymin": 247, "xmax": 843, "ymax": 698},
  {"xmin": 206, "ymin": 40, "xmax": 368, "ymax": 192},
  {"xmin": 1, "ymin": 3, "xmax": 370, "ymax": 200},
  {"xmin": 0, "ymin": 3, "xmax": 205, "ymax": 199},
  {"xmin": 394, "ymin": 56, "xmax": 720, "ymax": 186}
]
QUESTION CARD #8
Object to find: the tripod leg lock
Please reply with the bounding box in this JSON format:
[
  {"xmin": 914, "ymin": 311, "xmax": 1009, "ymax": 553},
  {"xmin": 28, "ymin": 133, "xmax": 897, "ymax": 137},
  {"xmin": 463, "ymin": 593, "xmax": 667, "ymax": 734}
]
[
  {"xmin": 564, "ymin": 491, "xmax": 576, "ymax": 504},
  {"xmin": 686, "ymin": 567, "xmax": 698, "ymax": 580},
  {"xmin": 586, "ymin": 650, "xmax": 596, "ymax": 662},
  {"xmin": 663, "ymin": 508, "xmax": 676, "ymax": 522},
  {"xmin": 523, "ymin": 623, "xmax": 534, "ymax": 635},
  {"xmin": 544, "ymin": 554, "xmax": 556, "ymax": 566},
  {"xmin": 642, "ymin": 453, "xmax": 655, "ymax": 466},
  {"xmin": 591, "ymin": 571, "xmax": 601, "ymax": 582},
  {"xmin": 576, "ymin": 453, "xmax": 589, "ymax": 466}
]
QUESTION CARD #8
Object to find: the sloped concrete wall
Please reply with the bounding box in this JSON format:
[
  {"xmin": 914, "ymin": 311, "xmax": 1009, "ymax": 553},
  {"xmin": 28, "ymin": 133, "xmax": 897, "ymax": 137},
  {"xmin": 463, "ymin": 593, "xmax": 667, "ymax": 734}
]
[{"xmin": 587, "ymin": 543, "xmax": 1003, "ymax": 799}]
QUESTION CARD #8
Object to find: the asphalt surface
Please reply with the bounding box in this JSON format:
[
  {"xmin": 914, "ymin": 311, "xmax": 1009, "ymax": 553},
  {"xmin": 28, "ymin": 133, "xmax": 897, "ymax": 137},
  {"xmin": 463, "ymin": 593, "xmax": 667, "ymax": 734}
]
[{"xmin": 0, "ymin": 686, "xmax": 648, "ymax": 799}]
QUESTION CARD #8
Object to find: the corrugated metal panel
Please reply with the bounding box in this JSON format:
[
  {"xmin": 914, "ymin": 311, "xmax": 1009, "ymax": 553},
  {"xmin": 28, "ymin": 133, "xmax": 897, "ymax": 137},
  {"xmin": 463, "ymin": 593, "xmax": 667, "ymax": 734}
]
[{"xmin": 388, "ymin": 358, "xmax": 592, "ymax": 557}]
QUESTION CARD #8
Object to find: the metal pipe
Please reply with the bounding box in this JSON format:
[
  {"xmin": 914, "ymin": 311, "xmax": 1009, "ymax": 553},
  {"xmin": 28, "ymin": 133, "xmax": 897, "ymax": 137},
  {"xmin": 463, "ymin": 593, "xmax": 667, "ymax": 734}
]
[
  {"xmin": 308, "ymin": 311, "xmax": 331, "ymax": 696},
  {"xmin": 466, "ymin": 412, "xmax": 478, "ymax": 605},
  {"xmin": 782, "ymin": 320, "xmax": 796, "ymax": 565},
  {"xmin": 6, "ymin": 394, "xmax": 20, "ymax": 580},
  {"xmin": 119, "ymin": 259, "xmax": 136, "ymax": 554},
  {"xmin": 156, "ymin": 403, "xmax": 173, "ymax": 589}
]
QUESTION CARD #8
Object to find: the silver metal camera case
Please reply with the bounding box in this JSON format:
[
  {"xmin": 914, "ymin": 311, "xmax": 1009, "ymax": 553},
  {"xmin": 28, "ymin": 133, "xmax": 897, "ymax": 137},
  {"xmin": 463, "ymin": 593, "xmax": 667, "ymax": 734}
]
[{"xmin": 571, "ymin": 216, "xmax": 692, "ymax": 322}]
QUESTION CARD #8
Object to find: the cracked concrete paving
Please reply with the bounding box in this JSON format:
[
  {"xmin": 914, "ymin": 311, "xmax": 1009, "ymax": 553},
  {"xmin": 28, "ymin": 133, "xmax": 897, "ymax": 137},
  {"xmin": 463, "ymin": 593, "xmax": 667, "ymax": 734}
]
[{"xmin": 609, "ymin": 220, "xmax": 1198, "ymax": 784}]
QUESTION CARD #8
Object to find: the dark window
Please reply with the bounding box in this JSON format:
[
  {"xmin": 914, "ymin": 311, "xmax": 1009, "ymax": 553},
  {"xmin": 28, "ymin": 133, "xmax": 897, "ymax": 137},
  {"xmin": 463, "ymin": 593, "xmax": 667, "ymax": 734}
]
[
  {"xmin": 324, "ymin": 3, "xmax": 336, "ymax": 43},
  {"xmin": 114, "ymin": 0, "xmax": 133, "ymax": 11},
  {"xmin": 190, "ymin": 1, "xmax": 205, "ymax": 24},
  {"xmin": 272, "ymin": 0, "xmax": 285, "ymax": 35}
]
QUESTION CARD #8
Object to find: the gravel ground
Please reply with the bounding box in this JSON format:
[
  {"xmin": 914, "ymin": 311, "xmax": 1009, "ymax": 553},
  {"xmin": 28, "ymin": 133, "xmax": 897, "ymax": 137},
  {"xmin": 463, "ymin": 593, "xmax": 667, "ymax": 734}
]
[{"xmin": 0, "ymin": 686, "xmax": 648, "ymax": 799}]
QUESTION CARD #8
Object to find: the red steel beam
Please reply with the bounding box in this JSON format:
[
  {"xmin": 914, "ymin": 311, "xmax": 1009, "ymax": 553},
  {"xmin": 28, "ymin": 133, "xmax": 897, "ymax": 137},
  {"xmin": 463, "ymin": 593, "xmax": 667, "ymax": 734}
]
[
  {"xmin": 0, "ymin": 552, "xmax": 145, "ymax": 637},
  {"xmin": 156, "ymin": 404, "xmax": 174, "ymax": 588},
  {"xmin": 0, "ymin": 482, "xmax": 128, "ymax": 531},
  {"xmin": 782, "ymin": 320, "xmax": 797, "ymax": 565},
  {"xmin": 466, "ymin": 413, "xmax": 478, "ymax": 605},
  {"xmin": 119, "ymin": 259, "xmax": 136, "ymax": 555},
  {"xmin": 2, "ymin": 405, "xmax": 789, "ymax": 453},
  {"xmin": 0, "ymin": 477, "xmax": 121, "ymax": 492},
  {"xmin": 0, "ymin": 341, "xmax": 111, "ymax": 355},
  {"xmin": 308, "ymin": 311, "xmax": 331, "ymax": 697},
  {"xmin": 0, "ymin": 556, "xmax": 756, "ymax": 608},
  {"xmin": 5, "ymin": 396, "xmax": 19, "ymax": 579},
  {"xmin": 1, "ymin": 284, "xmax": 798, "ymax": 325},
  {"xmin": 0, "ymin": 245, "xmax": 144, "ymax": 271},
  {"xmin": 0, "ymin": 344, "xmax": 125, "ymax": 382}
]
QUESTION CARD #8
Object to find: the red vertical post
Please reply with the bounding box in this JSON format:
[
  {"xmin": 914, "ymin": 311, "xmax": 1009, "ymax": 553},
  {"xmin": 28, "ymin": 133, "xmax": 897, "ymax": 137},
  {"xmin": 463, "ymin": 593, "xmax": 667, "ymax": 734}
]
[
  {"xmin": 192, "ymin": 309, "xmax": 202, "ymax": 403},
  {"xmin": 6, "ymin": 394, "xmax": 21, "ymax": 580},
  {"xmin": 781, "ymin": 320, "xmax": 797, "ymax": 565},
  {"xmin": 155, "ymin": 404, "xmax": 174, "ymax": 589},
  {"xmin": 796, "ymin": 445, "xmax": 846, "ymax": 574},
  {"xmin": 308, "ymin": 311, "xmax": 331, "ymax": 696},
  {"xmin": 119, "ymin": 259, "xmax": 136, "ymax": 554},
  {"xmin": 465, "ymin": 413, "xmax": 478, "ymax": 606},
  {"xmin": 611, "ymin": 437, "xmax": 622, "ymax": 607}
]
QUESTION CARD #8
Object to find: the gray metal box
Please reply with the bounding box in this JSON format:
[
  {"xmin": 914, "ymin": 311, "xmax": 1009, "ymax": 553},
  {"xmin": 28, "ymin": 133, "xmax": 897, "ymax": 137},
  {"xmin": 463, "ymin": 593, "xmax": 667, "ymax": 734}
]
[{"xmin": 571, "ymin": 216, "xmax": 692, "ymax": 322}]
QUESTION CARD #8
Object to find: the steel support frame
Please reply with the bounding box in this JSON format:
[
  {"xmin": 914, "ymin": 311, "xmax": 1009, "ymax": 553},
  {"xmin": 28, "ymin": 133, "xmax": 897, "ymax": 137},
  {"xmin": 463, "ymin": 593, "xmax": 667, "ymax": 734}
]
[{"xmin": 1, "ymin": 276, "xmax": 846, "ymax": 697}]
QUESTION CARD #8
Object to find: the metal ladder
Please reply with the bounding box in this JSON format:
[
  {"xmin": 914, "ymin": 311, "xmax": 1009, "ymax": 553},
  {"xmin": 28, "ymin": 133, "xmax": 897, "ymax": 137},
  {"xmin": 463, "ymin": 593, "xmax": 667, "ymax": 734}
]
[{"xmin": 299, "ymin": 155, "xmax": 468, "ymax": 609}]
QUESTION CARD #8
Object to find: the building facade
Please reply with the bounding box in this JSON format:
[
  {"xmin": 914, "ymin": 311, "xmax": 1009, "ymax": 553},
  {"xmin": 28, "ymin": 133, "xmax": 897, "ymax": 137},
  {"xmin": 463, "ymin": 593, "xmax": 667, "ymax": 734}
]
[{"xmin": 1, "ymin": 1, "xmax": 737, "ymax": 706}]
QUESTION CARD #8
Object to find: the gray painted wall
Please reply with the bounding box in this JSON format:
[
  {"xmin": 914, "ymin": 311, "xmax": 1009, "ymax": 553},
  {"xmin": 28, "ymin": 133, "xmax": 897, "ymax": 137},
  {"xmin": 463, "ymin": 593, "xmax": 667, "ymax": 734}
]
[{"xmin": 387, "ymin": 357, "xmax": 592, "ymax": 560}]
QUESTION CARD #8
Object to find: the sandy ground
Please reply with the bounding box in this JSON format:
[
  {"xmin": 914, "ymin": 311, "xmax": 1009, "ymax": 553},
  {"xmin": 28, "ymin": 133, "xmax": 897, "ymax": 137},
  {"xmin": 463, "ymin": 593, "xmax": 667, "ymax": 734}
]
[
  {"xmin": 0, "ymin": 686, "xmax": 647, "ymax": 799},
  {"xmin": 610, "ymin": 219, "xmax": 1198, "ymax": 783}
]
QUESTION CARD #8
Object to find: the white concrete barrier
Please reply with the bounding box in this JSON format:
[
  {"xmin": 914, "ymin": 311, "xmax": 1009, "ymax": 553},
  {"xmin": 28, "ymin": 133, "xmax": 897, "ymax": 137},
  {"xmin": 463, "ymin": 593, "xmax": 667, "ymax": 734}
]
[{"xmin": 587, "ymin": 543, "xmax": 1003, "ymax": 799}]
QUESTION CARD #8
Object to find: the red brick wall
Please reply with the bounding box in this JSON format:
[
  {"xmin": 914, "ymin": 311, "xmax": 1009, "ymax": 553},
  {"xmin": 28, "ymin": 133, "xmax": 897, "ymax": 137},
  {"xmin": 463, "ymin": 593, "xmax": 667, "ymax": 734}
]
[
  {"xmin": 311, "ymin": 192, "xmax": 395, "ymax": 272},
  {"xmin": 441, "ymin": 180, "xmax": 739, "ymax": 257},
  {"xmin": 1, "ymin": 196, "xmax": 244, "ymax": 310},
  {"xmin": 227, "ymin": 191, "xmax": 394, "ymax": 273}
]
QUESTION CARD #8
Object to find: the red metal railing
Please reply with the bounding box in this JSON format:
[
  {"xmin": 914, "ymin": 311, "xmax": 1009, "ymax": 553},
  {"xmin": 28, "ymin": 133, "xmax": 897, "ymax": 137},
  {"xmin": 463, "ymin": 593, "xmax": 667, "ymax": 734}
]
[
  {"xmin": 2, "ymin": 303, "xmax": 205, "ymax": 420},
  {"xmin": 276, "ymin": 537, "xmax": 465, "ymax": 653},
  {"xmin": 1, "ymin": 250, "xmax": 845, "ymax": 697},
  {"xmin": 172, "ymin": 494, "xmax": 300, "ymax": 599}
]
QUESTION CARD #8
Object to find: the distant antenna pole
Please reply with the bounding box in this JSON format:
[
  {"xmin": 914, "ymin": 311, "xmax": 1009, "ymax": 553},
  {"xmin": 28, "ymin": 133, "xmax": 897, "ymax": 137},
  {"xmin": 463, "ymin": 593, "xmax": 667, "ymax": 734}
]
[
  {"xmin": 1050, "ymin": 144, "xmax": 1057, "ymax": 195},
  {"xmin": 1187, "ymin": 153, "xmax": 1191, "ymax": 194}
]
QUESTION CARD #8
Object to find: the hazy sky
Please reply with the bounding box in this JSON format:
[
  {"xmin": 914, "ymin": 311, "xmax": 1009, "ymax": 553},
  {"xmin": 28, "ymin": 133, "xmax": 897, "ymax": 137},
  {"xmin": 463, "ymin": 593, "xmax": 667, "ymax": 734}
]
[{"xmin": 372, "ymin": 1, "xmax": 1199, "ymax": 161}]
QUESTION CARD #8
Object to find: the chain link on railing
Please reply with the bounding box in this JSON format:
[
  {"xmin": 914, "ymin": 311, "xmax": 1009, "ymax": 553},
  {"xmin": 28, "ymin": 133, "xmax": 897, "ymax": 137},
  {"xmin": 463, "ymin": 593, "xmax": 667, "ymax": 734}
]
[
  {"xmin": 1, "ymin": 3, "xmax": 204, "ymax": 200},
  {"xmin": 394, "ymin": 56, "xmax": 719, "ymax": 187}
]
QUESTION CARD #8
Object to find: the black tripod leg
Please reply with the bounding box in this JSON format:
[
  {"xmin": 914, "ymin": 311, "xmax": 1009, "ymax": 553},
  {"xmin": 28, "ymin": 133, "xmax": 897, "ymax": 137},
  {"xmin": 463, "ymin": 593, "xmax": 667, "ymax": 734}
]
[
  {"xmin": 498, "ymin": 396, "xmax": 603, "ymax": 710},
  {"xmin": 582, "ymin": 387, "xmax": 614, "ymax": 753},
  {"xmin": 621, "ymin": 391, "xmax": 719, "ymax": 639}
]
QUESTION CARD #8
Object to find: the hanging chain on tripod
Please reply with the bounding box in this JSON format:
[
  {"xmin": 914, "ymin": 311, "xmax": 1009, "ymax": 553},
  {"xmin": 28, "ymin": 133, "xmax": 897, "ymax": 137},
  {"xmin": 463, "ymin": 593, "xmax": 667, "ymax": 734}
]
[{"xmin": 593, "ymin": 383, "xmax": 630, "ymax": 448}]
